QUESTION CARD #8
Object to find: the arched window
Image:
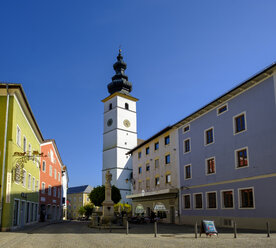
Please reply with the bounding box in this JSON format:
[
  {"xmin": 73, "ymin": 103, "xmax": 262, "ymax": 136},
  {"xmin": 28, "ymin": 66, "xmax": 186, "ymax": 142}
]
[
  {"xmin": 109, "ymin": 103, "xmax": 112, "ymax": 110},
  {"xmin": 125, "ymin": 103, "xmax": 129, "ymax": 110}
]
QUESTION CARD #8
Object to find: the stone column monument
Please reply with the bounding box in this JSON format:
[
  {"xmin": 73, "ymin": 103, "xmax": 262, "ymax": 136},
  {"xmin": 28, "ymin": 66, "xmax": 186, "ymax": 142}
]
[{"xmin": 102, "ymin": 170, "xmax": 114, "ymax": 221}]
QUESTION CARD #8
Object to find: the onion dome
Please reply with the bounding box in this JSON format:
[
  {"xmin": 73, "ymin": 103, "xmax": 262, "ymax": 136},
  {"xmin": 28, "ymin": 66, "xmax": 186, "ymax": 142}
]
[{"xmin": 107, "ymin": 49, "xmax": 132, "ymax": 95}]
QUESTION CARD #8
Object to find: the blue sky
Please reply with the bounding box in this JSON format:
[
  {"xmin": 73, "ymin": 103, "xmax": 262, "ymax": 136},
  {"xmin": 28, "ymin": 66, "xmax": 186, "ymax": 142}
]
[{"xmin": 1, "ymin": 0, "xmax": 276, "ymax": 187}]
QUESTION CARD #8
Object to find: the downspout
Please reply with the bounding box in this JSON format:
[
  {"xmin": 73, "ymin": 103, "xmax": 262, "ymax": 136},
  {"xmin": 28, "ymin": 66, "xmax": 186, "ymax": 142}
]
[{"xmin": 0, "ymin": 84, "xmax": 10, "ymax": 228}]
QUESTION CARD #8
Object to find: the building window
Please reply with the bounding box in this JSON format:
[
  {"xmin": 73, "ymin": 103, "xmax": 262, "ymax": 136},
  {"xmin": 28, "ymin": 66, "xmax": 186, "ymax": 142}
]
[
  {"xmin": 165, "ymin": 154, "xmax": 170, "ymax": 164},
  {"xmin": 146, "ymin": 179, "xmax": 150, "ymax": 189},
  {"xmin": 155, "ymin": 159, "xmax": 159, "ymax": 168},
  {"xmin": 206, "ymin": 157, "xmax": 216, "ymax": 174},
  {"xmin": 138, "ymin": 152, "xmax": 141, "ymax": 159},
  {"xmin": 32, "ymin": 177, "xmax": 35, "ymax": 191},
  {"xmin": 234, "ymin": 112, "xmax": 246, "ymax": 134},
  {"xmin": 58, "ymin": 188, "xmax": 60, "ymax": 198},
  {"xmin": 184, "ymin": 139, "xmax": 190, "ymax": 153},
  {"xmin": 146, "ymin": 163, "xmax": 150, "ymax": 171},
  {"xmin": 165, "ymin": 174, "xmax": 171, "ymax": 184},
  {"xmin": 236, "ymin": 147, "xmax": 248, "ymax": 168},
  {"xmin": 16, "ymin": 125, "xmax": 21, "ymax": 146},
  {"xmin": 42, "ymin": 161, "xmax": 46, "ymax": 172},
  {"xmin": 42, "ymin": 182, "xmax": 45, "ymax": 194},
  {"xmin": 13, "ymin": 200, "xmax": 20, "ymax": 226},
  {"xmin": 54, "ymin": 169, "xmax": 57, "ymax": 179},
  {"xmin": 28, "ymin": 144, "xmax": 32, "ymax": 156},
  {"xmin": 207, "ymin": 192, "xmax": 217, "ymax": 209},
  {"xmin": 58, "ymin": 172, "xmax": 60, "ymax": 181},
  {"xmin": 146, "ymin": 147, "xmax": 150, "ymax": 155},
  {"xmin": 154, "ymin": 142, "xmax": 159, "ymax": 150},
  {"xmin": 23, "ymin": 136, "xmax": 27, "ymax": 152},
  {"xmin": 205, "ymin": 128, "xmax": 214, "ymax": 145},
  {"xmin": 49, "ymin": 165, "xmax": 52, "ymax": 176},
  {"xmin": 184, "ymin": 164, "xmax": 191, "ymax": 179},
  {"xmin": 138, "ymin": 167, "xmax": 142, "ymax": 174},
  {"xmin": 53, "ymin": 187, "xmax": 57, "ymax": 197},
  {"xmin": 109, "ymin": 103, "xmax": 112, "ymax": 110},
  {"xmin": 22, "ymin": 170, "xmax": 26, "ymax": 187},
  {"xmin": 164, "ymin": 136, "xmax": 170, "ymax": 145},
  {"xmin": 28, "ymin": 174, "xmax": 31, "ymax": 189},
  {"xmin": 183, "ymin": 125, "xmax": 190, "ymax": 133},
  {"xmin": 183, "ymin": 195, "xmax": 191, "ymax": 209},
  {"xmin": 14, "ymin": 164, "xmax": 21, "ymax": 183},
  {"xmin": 48, "ymin": 185, "xmax": 52, "ymax": 196},
  {"xmin": 221, "ymin": 190, "xmax": 234, "ymax": 209},
  {"xmin": 239, "ymin": 188, "xmax": 254, "ymax": 208},
  {"xmin": 36, "ymin": 180, "xmax": 39, "ymax": 192},
  {"xmin": 194, "ymin": 193, "xmax": 203, "ymax": 209},
  {"xmin": 125, "ymin": 103, "xmax": 129, "ymax": 110},
  {"xmin": 155, "ymin": 177, "xmax": 160, "ymax": 186},
  {"xmin": 217, "ymin": 104, "xmax": 228, "ymax": 115}
]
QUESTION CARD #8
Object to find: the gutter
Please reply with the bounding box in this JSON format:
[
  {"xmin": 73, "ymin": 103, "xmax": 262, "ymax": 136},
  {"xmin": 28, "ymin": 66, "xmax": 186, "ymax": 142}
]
[{"xmin": 0, "ymin": 84, "xmax": 10, "ymax": 228}]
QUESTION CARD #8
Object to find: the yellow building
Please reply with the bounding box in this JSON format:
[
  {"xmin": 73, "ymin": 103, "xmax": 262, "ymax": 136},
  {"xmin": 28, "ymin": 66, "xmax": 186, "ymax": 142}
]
[{"xmin": 67, "ymin": 185, "xmax": 93, "ymax": 219}]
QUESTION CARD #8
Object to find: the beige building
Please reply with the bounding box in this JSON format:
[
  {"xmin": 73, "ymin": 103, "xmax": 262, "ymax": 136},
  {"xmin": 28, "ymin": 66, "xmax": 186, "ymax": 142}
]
[
  {"xmin": 127, "ymin": 126, "xmax": 179, "ymax": 223},
  {"xmin": 67, "ymin": 185, "xmax": 93, "ymax": 219}
]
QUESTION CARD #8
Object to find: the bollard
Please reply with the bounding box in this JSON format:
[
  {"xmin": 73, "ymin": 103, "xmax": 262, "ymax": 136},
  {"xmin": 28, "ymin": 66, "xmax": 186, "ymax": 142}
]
[
  {"xmin": 195, "ymin": 222, "xmax": 198, "ymax": 239},
  {"xmin": 234, "ymin": 222, "xmax": 237, "ymax": 238},
  {"xmin": 126, "ymin": 220, "xmax": 129, "ymax": 235},
  {"xmin": 267, "ymin": 222, "xmax": 270, "ymax": 238},
  {"xmin": 154, "ymin": 221, "xmax": 157, "ymax": 238}
]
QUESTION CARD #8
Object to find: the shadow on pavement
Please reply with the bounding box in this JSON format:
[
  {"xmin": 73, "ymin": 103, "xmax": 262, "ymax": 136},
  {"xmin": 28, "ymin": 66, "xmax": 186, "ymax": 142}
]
[{"xmin": 12, "ymin": 220, "xmax": 272, "ymax": 235}]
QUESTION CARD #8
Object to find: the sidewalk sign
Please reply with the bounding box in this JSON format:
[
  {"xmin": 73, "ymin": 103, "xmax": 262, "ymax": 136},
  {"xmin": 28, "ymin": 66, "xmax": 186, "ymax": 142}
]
[{"xmin": 200, "ymin": 220, "xmax": 218, "ymax": 236}]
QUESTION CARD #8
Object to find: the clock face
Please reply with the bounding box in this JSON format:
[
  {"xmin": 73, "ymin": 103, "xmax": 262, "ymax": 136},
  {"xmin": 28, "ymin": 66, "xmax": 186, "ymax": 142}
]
[
  {"xmin": 107, "ymin": 118, "xmax": 113, "ymax": 127},
  {"xmin": 123, "ymin": 119, "xmax": 131, "ymax": 128}
]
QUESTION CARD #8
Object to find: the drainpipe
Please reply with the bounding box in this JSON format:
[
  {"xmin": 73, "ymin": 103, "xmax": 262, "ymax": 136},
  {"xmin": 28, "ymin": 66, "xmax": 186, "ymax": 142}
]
[{"xmin": 0, "ymin": 84, "xmax": 10, "ymax": 228}]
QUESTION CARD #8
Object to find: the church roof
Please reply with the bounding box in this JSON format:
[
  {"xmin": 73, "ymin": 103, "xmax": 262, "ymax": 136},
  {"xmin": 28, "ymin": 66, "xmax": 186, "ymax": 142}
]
[{"xmin": 68, "ymin": 185, "xmax": 93, "ymax": 194}]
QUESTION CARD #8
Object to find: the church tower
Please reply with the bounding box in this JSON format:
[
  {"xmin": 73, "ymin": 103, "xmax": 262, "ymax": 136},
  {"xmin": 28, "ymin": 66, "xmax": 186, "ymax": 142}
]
[{"xmin": 102, "ymin": 50, "xmax": 138, "ymax": 203}]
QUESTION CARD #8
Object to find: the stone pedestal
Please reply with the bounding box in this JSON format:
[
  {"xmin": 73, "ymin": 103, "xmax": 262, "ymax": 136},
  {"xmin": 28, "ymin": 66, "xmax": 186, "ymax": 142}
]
[{"xmin": 101, "ymin": 170, "xmax": 114, "ymax": 224}]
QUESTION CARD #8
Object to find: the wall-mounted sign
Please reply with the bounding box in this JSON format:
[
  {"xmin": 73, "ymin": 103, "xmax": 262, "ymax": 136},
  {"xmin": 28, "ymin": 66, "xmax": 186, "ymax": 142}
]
[{"xmin": 6, "ymin": 172, "xmax": 11, "ymax": 203}]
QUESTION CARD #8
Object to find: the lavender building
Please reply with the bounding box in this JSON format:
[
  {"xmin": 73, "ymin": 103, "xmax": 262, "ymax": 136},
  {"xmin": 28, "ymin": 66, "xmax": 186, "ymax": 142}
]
[{"xmin": 174, "ymin": 63, "xmax": 276, "ymax": 230}]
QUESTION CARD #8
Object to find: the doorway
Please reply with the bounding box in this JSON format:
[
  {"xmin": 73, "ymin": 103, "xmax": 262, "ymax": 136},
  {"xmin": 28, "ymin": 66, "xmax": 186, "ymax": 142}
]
[{"xmin": 20, "ymin": 201, "xmax": 25, "ymax": 227}]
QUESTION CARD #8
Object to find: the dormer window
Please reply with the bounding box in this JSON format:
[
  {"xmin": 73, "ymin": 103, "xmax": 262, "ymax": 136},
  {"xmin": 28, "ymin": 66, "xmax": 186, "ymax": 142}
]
[
  {"xmin": 125, "ymin": 103, "xmax": 129, "ymax": 110},
  {"xmin": 109, "ymin": 103, "xmax": 112, "ymax": 110}
]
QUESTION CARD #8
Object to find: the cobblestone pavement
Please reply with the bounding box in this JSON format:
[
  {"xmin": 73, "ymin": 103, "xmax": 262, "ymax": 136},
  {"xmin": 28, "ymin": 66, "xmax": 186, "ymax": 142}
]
[{"xmin": 0, "ymin": 221, "xmax": 276, "ymax": 248}]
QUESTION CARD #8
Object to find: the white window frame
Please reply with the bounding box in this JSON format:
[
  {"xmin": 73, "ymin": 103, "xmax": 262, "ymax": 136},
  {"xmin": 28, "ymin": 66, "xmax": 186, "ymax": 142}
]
[
  {"xmin": 217, "ymin": 103, "xmax": 228, "ymax": 116},
  {"xmin": 204, "ymin": 126, "xmax": 215, "ymax": 146},
  {"xmin": 58, "ymin": 172, "xmax": 60, "ymax": 181},
  {"xmin": 32, "ymin": 177, "xmax": 35, "ymax": 191},
  {"xmin": 23, "ymin": 136, "xmax": 27, "ymax": 152},
  {"xmin": 36, "ymin": 180, "xmax": 39, "ymax": 192},
  {"xmin": 183, "ymin": 194, "xmax": 192, "ymax": 210},
  {"xmin": 54, "ymin": 169, "xmax": 57, "ymax": 179},
  {"xmin": 49, "ymin": 165, "xmax": 52, "ymax": 176},
  {"xmin": 28, "ymin": 143, "xmax": 32, "ymax": 156},
  {"xmin": 220, "ymin": 189, "xmax": 235, "ymax": 209},
  {"xmin": 238, "ymin": 187, "xmax": 255, "ymax": 209},
  {"xmin": 28, "ymin": 173, "xmax": 31, "ymax": 190},
  {"xmin": 206, "ymin": 191, "xmax": 217, "ymax": 210},
  {"xmin": 42, "ymin": 160, "xmax": 46, "ymax": 173},
  {"xmin": 16, "ymin": 125, "xmax": 21, "ymax": 147},
  {"xmin": 234, "ymin": 146, "xmax": 249, "ymax": 169},
  {"xmin": 183, "ymin": 138, "xmax": 191, "ymax": 154},
  {"xmin": 41, "ymin": 182, "xmax": 45, "ymax": 193},
  {"xmin": 184, "ymin": 164, "xmax": 192, "ymax": 180},
  {"xmin": 205, "ymin": 156, "xmax": 216, "ymax": 175},
  {"xmin": 233, "ymin": 111, "xmax": 247, "ymax": 135},
  {"xmin": 22, "ymin": 169, "xmax": 26, "ymax": 187},
  {"xmin": 182, "ymin": 124, "xmax": 190, "ymax": 133},
  {"xmin": 193, "ymin": 193, "xmax": 203, "ymax": 210}
]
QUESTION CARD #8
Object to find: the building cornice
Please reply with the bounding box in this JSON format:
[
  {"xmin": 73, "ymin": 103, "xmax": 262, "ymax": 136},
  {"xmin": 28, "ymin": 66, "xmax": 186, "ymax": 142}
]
[{"xmin": 102, "ymin": 92, "xmax": 139, "ymax": 103}]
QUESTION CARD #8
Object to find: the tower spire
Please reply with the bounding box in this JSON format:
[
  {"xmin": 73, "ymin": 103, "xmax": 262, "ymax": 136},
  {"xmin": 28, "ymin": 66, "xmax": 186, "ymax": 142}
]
[{"xmin": 107, "ymin": 50, "xmax": 132, "ymax": 95}]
